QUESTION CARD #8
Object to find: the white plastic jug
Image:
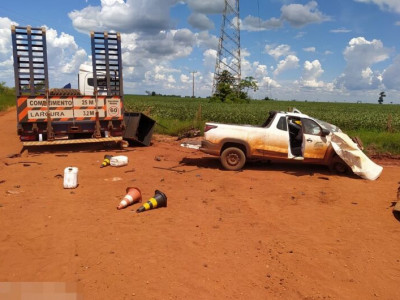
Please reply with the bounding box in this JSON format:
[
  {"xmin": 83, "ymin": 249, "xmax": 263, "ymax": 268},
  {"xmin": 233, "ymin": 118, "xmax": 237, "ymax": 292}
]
[
  {"xmin": 64, "ymin": 167, "xmax": 78, "ymax": 189},
  {"xmin": 110, "ymin": 155, "xmax": 128, "ymax": 167}
]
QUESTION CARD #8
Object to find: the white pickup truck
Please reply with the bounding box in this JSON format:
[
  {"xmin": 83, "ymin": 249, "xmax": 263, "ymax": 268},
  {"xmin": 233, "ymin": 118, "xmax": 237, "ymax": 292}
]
[{"xmin": 199, "ymin": 109, "xmax": 349, "ymax": 172}]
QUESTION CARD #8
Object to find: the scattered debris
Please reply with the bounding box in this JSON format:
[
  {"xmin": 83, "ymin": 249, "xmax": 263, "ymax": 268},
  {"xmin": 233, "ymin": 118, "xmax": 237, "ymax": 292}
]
[
  {"xmin": 124, "ymin": 169, "xmax": 135, "ymax": 173},
  {"xmin": 6, "ymin": 190, "xmax": 20, "ymax": 195},
  {"xmin": 104, "ymin": 177, "xmax": 122, "ymax": 182},
  {"xmin": 100, "ymin": 155, "xmax": 113, "ymax": 168},
  {"xmin": 54, "ymin": 174, "xmax": 63, "ymax": 179},
  {"xmin": 110, "ymin": 155, "xmax": 128, "ymax": 167},
  {"xmin": 318, "ymin": 176, "xmax": 330, "ymax": 180},
  {"xmin": 180, "ymin": 142, "xmax": 201, "ymax": 150},
  {"xmin": 64, "ymin": 167, "xmax": 79, "ymax": 189},
  {"xmin": 351, "ymin": 202, "xmax": 358, "ymax": 205},
  {"xmin": 154, "ymin": 156, "xmax": 162, "ymax": 161},
  {"xmin": 4, "ymin": 161, "xmax": 42, "ymax": 166},
  {"xmin": 137, "ymin": 190, "xmax": 167, "ymax": 213},
  {"xmin": 23, "ymin": 164, "xmax": 30, "ymax": 167},
  {"xmin": 117, "ymin": 187, "xmax": 142, "ymax": 210},
  {"xmin": 14, "ymin": 185, "xmax": 20, "ymax": 189},
  {"xmin": 153, "ymin": 166, "xmax": 185, "ymax": 173},
  {"xmin": 0, "ymin": 180, "xmax": 5, "ymax": 184},
  {"xmin": 177, "ymin": 128, "xmax": 201, "ymax": 140}
]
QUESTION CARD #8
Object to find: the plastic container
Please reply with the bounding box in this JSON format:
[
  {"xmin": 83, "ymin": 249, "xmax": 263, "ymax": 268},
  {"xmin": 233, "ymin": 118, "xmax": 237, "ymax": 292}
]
[
  {"xmin": 64, "ymin": 167, "xmax": 78, "ymax": 189},
  {"xmin": 110, "ymin": 155, "xmax": 128, "ymax": 167}
]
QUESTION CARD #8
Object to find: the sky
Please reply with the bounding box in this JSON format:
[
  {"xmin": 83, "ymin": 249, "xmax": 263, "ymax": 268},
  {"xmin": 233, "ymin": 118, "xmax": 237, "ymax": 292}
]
[{"xmin": 1, "ymin": 0, "xmax": 400, "ymax": 103}]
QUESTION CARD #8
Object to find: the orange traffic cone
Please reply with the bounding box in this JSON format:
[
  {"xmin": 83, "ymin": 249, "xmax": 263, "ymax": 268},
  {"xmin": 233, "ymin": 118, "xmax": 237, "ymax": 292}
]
[
  {"xmin": 136, "ymin": 190, "xmax": 167, "ymax": 213},
  {"xmin": 101, "ymin": 155, "xmax": 113, "ymax": 168},
  {"xmin": 117, "ymin": 187, "xmax": 142, "ymax": 210}
]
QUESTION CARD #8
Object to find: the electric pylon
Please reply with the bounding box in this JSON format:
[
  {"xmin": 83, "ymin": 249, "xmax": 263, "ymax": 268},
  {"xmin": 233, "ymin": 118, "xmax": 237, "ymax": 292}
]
[{"xmin": 212, "ymin": 0, "xmax": 241, "ymax": 95}]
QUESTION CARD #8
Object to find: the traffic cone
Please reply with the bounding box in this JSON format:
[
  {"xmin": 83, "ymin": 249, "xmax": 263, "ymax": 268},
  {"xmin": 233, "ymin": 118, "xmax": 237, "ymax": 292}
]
[
  {"xmin": 117, "ymin": 187, "xmax": 142, "ymax": 210},
  {"xmin": 136, "ymin": 190, "xmax": 167, "ymax": 213},
  {"xmin": 100, "ymin": 155, "xmax": 113, "ymax": 168}
]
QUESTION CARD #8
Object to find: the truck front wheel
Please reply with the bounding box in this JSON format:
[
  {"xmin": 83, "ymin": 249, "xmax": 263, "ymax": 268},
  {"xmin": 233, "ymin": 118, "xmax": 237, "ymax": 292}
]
[{"xmin": 220, "ymin": 147, "xmax": 246, "ymax": 171}]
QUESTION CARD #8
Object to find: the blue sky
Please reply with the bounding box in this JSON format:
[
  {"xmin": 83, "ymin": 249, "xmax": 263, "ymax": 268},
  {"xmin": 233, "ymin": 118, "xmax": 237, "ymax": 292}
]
[{"xmin": 1, "ymin": 0, "xmax": 400, "ymax": 103}]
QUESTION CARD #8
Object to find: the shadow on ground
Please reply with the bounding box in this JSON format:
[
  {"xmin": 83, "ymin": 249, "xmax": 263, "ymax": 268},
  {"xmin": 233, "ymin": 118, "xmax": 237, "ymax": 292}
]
[{"xmin": 180, "ymin": 156, "xmax": 358, "ymax": 179}]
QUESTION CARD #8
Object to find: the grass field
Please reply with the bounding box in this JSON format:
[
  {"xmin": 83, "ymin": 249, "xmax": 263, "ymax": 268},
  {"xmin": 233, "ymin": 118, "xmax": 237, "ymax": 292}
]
[
  {"xmin": 124, "ymin": 95, "xmax": 400, "ymax": 154},
  {"xmin": 0, "ymin": 92, "xmax": 15, "ymax": 111}
]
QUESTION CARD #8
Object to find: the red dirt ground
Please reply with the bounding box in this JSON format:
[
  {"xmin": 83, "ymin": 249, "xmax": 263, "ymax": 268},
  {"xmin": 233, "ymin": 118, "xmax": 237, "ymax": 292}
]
[{"xmin": 0, "ymin": 108, "xmax": 400, "ymax": 300}]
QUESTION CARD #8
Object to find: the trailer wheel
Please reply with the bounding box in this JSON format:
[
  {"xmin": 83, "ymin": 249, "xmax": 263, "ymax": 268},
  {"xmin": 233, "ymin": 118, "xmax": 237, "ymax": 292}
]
[{"xmin": 220, "ymin": 147, "xmax": 246, "ymax": 171}]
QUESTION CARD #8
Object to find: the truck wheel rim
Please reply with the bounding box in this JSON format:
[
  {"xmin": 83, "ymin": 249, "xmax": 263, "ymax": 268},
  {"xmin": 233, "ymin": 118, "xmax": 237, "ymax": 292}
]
[{"xmin": 227, "ymin": 153, "xmax": 239, "ymax": 166}]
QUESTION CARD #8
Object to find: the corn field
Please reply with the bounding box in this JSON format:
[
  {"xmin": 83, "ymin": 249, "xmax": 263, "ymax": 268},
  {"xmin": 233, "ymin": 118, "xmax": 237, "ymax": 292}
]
[{"xmin": 125, "ymin": 95, "xmax": 400, "ymax": 132}]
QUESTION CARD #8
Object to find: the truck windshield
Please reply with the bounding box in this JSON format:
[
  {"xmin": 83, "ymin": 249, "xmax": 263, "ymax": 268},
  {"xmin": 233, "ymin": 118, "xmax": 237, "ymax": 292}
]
[{"xmin": 315, "ymin": 119, "xmax": 341, "ymax": 132}]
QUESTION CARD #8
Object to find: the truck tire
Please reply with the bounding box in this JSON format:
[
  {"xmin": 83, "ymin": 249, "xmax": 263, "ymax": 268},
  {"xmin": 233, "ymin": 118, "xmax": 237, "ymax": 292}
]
[
  {"xmin": 329, "ymin": 155, "xmax": 350, "ymax": 174},
  {"xmin": 220, "ymin": 147, "xmax": 246, "ymax": 171}
]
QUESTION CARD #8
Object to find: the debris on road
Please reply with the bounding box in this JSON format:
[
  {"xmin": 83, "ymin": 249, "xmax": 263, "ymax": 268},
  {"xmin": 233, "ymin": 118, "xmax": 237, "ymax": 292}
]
[
  {"xmin": 104, "ymin": 177, "xmax": 122, "ymax": 182},
  {"xmin": 100, "ymin": 155, "xmax": 113, "ymax": 168},
  {"xmin": 0, "ymin": 180, "xmax": 5, "ymax": 184},
  {"xmin": 63, "ymin": 167, "xmax": 78, "ymax": 189},
  {"xmin": 117, "ymin": 187, "xmax": 142, "ymax": 210},
  {"xmin": 110, "ymin": 155, "xmax": 128, "ymax": 167},
  {"xmin": 180, "ymin": 142, "xmax": 201, "ymax": 150},
  {"xmin": 177, "ymin": 128, "xmax": 201, "ymax": 140},
  {"xmin": 331, "ymin": 132, "xmax": 383, "ymax": 180},
  {"xmin": 136, "ymin": 190, "xmax": 167, "ymax": 213}
]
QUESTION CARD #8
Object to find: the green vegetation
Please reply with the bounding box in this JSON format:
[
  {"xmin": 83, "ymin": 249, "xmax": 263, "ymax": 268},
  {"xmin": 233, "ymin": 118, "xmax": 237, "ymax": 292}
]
[
  {"xmin": 211, "ymin": 70, "xmax": 258, "ymax": 103},
  {"xmin": 124, "ymin": 94, "xmax": 400, "ymax": 154},
  {"xmin": 0, "ymin": 82, "xmax": 15, "ymax": 111}
]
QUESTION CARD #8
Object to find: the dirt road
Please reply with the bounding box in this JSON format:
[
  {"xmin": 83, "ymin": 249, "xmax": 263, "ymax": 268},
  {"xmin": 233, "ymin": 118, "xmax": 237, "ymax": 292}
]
[{"xmin": 0, "ymin": 108, "xmax": 399, "ymax": 299}]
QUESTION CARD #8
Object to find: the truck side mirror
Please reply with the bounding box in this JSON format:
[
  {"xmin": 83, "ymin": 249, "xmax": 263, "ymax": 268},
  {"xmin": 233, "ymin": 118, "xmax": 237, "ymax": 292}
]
[{"xmin": 321, "ymin": 128, "xmax": 330, "ymax": 137}]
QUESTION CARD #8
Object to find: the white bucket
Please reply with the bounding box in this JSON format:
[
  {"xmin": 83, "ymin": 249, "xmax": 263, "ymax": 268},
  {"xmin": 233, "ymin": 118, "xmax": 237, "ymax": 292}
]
[
  {"xmin": 110, "ymin": 155, "xmax": 128, "ymax": 167},
  {"xmin": 64, "ymin": 167, "xmax": 79, "ymax": 189}
]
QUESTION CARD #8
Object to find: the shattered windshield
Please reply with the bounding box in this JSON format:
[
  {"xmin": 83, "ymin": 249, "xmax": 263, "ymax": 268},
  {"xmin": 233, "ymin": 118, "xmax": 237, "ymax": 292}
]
[{"xmin": 315, "ymin": 119, "xmax": 341, "ymax": 132}]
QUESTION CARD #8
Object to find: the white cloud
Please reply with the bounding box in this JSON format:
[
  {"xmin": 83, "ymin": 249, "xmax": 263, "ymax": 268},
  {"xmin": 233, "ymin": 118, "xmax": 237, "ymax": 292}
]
[
  {"xmin": 265, "ymin": 44, "xmax": 293, "ymax": 60},
  {"xmin": 299, "ymin": 60, "xmax": 325, "ymax": 88},
  {"xmin": 180, "ymin": 73, "xmax": 190, "ymax": 83},
  {"xmin": 188, "ymin": 13, "xmax": 214, "ymax": 30},
  {"xmin": 0, "ymin": 17, "xmax": 17, "ymax": 57},
  {"xmin": 303, "ymin": 47, "xmax": 316, "ymax": 52},
  {"xmin": 195, "ymin": 31, "xmax": 219, "ymax": 50},
  {"xmin": 354, "ymin": 0, "xmax": 400, "ymax": 14},
  {"xmin": 330, "ymin": 27, "xmax": 352, "ymax": 33},
  {"xmin": 281, "ymin": 1, "xmax": 331, "ymax": 28},
  {"xmin": 241, "ymin": 16, "xmax": 283, "ymax": 31},
  {"xmin": 69, "ymin": 0, "xmax": 180, "ymax": 34},
  {"xmin": 240, "ymin": 1, "xmax": 329, "ymax": 32},
  {"xmin": 382, "ymin": 55, "xmax": 400, "ymax": 89},
  {"xmin": 202, "ymin": 49, "xmax": 217, "ymax": 70},
  {"xmin": 186, "ymin": 0, "xmax": 225, "ymax": 14},
  {"xmin": 335, "ymin": 37, "xmax": 390, "ymax": 90},
  {"xmin": 274, "ymin": 55, "xmax": 300, "ymax": 76}
]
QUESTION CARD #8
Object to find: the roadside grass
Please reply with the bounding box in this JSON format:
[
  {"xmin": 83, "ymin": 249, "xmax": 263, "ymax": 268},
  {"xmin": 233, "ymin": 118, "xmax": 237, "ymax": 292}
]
[
  {"xmin": 347, "ymin": 130, "xmax": 400, "ymax": 155},
  {"xmin": 0, "ymin": 93, "xmax": 15, "ymax": 111}
]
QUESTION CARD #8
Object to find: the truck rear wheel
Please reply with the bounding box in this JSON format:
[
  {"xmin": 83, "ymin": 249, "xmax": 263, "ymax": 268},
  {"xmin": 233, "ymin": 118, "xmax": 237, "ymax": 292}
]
[{"xmin": 220, "ymin": 147, "xmax": 246, "ymax": 171}]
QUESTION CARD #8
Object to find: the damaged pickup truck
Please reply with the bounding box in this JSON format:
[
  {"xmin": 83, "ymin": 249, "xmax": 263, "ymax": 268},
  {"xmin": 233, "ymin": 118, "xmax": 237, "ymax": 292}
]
[{"xmin": 199, "ymin": 109, "xmax": 383, "ymax": 180}]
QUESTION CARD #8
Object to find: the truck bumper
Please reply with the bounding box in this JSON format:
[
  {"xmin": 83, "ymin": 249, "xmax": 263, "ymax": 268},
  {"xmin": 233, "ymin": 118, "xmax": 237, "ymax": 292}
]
[{"xmin": 199, "ymin": 140, "xmax": 220, "ymax": 156}]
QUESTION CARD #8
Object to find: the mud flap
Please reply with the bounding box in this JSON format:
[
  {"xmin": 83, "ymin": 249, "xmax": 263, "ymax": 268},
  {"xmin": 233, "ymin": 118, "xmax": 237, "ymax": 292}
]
[{"xmin": 331, "ymin": 132, "xmax": 383, "ymax": 180}]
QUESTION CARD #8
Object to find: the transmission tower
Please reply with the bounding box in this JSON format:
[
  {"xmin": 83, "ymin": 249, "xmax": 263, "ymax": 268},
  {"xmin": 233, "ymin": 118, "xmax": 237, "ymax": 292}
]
[{"xmin": 212, "ymin": 0, "xmax": 241, "ymax": 95}]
